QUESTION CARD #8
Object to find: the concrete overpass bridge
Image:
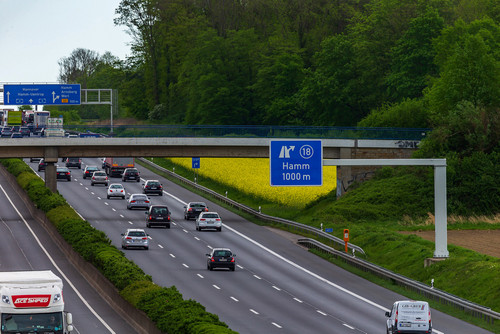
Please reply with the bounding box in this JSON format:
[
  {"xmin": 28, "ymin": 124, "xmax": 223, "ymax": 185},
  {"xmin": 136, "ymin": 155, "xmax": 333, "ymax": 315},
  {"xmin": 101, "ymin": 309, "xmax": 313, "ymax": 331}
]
[{"xmin": 0, "ymin": 136, "xmax": 419, "ymax": 193}]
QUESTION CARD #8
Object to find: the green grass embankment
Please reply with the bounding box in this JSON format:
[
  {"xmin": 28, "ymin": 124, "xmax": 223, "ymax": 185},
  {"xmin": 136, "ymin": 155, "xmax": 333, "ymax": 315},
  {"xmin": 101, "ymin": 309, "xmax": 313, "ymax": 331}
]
[{"xmin": 142, "ymin": 158, "xmax": 500, "ymax": 333}]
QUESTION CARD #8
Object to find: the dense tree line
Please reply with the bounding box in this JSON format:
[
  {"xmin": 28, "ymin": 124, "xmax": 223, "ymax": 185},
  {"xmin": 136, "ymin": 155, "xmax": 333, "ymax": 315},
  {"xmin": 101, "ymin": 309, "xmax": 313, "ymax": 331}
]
[{"xmin": 57, "ymin": 0, "xmax": 499, "ymax": 155}]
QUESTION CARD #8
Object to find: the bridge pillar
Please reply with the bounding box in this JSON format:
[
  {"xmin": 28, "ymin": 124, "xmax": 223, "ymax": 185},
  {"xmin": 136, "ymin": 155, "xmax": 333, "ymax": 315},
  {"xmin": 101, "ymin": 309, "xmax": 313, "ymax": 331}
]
[
  {"xmin": 336, "ymin": 148, "xmax": 352, "ymax": 197},
  {"xmin": 44, "ymin": 147, "xmax": 59, "ymax": 193}
]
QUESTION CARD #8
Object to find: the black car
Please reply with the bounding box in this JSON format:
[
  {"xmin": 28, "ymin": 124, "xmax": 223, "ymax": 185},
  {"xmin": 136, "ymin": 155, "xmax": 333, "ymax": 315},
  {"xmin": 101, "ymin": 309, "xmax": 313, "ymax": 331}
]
[
  {"xmin": 122, "ymin": 168, "xmax": 140, "ymax": 182},
  {"xmin": 66, "ymin": 157, "xmax": 82, "ymax": 169},
  {"xmin": 145, "ymin": 205, "xmax": 171, "ymax": 228},
  {"xmin": 56, "ymin": 167, "xmax": 71, "ymax": 181},
  {"xmin": 83, "ymin": 166, "xmax": 100, "ymax": 179},
  {"xmin": 20, "ymin": 126, "xmax": 31, "ymax": 137},
  {"xmin": 38, "ymin": 159, "xmax": 46, "ymax": 171},
  {"xmin": 206, "ymin": 248, "xmax": 236, "ymax": 271},
  {"xmin": 142, "ymin": 180, "xmax": 163, "ymax": 196},
  {"xmin": 184, "ymin": 202, "xmax": 208, "ymax": 220}
]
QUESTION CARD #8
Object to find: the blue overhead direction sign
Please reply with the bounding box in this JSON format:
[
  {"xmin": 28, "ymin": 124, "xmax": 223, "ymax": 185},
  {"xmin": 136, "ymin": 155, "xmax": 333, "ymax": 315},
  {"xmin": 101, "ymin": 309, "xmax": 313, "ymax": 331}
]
[
  {"xmin": 3, "ymin": 84, "xmax": 81, "ymax": 105},
  {"xmin": 270, "ymin": 139, "xmax": 323, "ymax": 186}
]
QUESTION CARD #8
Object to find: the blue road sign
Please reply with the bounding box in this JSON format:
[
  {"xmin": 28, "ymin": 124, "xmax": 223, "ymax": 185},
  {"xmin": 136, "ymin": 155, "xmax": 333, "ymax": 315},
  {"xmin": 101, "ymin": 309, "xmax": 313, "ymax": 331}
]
[
  {"xmin": 325, "ymin": 228, "xmax": 333, "ymax": 233},
  {"xmin": 270, "ymin": 140, "xmax": 322, "ymax": 186},
  {"xmin": 3, "ymin": 84, "xmax": 81, "ymax": 105},
  {"xmin": 192, "ymin": 157, "xmax": 200, "ymax": 169}
]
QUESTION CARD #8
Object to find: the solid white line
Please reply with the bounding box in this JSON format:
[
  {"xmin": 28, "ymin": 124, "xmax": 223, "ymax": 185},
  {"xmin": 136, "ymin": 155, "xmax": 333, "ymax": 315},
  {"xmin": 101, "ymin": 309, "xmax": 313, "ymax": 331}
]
[{"xmin": 0, "ymin": 185, "xmax": 116, "ymax": 333}]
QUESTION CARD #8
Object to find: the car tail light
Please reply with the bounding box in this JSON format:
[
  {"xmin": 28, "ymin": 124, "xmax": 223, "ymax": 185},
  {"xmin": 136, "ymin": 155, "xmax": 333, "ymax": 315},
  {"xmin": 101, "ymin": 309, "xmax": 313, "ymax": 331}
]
[
  {"xmin": 167, "ymin": 215, "xmax": 170, "ymax": 220},
  {"xmin": 126, "ymin": 237, "xmax": 132, "ymax": 239},
  {"xmin": 429, "ymin": 310, "xmax": 431, "ymax": 329},
  {"xmin": 142, "ymin": 237, "xmax": 147, "ymax": 240},
  {"xmin": 210, "ymin": 257, "xmax": 215, "ymax": 262},
  {"xmin": 394, "ymin": 310, "xmax": 398, "ymax": 328},
  {"xmin": 148, "ymin": 215, "xmax": 153, "ymax": 220},
  {"xmin": 200, "ymin": 218, "xmax": 205, "ymax": 221},
  {"xmin": 216, "ymin": 218, "xmax": 221, "ymax": 221},
  {"xmin": 204, "ymin": 208, "xmax": 209, "ymax": 212},
  {"xmin": 66, "ymin": 172, "xmax": 70, "ymax": 175},
  {"xmin": 230, "ymin": 257, "xmax": 235, "ymax": 262},
  {"xmin": 120, "ymin": 190, "xmax": 124, "ymax": 193},
  {"xmin": 188, "ymin": 208, "xmax": 193, "ymax": 212},
  {"xmin": 145, "ymin": 200, "xmax": 150, "ymax": 203},
  {"xmin": 131, "ymin": 200, "xmax": 136, "ymax": 203}
]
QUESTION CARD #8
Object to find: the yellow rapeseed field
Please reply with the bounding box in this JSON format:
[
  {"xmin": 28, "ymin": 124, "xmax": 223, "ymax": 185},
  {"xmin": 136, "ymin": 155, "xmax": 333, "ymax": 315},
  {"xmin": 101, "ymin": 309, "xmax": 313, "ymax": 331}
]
[{"xmin": 168, "ymin": 158, "xmax": 336, "ymax": 207}]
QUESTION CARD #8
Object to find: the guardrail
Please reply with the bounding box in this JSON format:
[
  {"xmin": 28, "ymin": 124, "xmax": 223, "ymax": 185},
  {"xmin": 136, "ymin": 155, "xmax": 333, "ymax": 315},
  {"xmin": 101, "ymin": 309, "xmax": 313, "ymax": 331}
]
[
  {"xmin": 299, "ymin": 238, "xmax": 499, "ymax": 324},
  {"xmin": 139, "ymin": 158, "xmax": 365, "ymax": 255},
  {"xmin": 139, "ymin": 158, "xmax": 499, "ymax": 324}
]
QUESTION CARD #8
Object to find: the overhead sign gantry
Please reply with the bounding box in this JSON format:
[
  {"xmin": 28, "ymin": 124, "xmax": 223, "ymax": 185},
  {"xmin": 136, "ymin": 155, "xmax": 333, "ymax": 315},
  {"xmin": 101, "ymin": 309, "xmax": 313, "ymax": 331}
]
[{"xmin": 3, "ymin": 84, "xmax": 81, "ymax": 105}]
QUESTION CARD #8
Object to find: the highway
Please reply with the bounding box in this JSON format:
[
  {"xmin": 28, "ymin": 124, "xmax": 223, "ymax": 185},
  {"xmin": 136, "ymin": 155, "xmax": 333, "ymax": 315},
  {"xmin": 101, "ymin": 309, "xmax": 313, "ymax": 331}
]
[
  {"xmin": 0, "ymin": 167, "xmax": 138, "ymax": 333},
  {"xmin": 27, "ymin": 157, "xmax": 492, "ymax": 334}
]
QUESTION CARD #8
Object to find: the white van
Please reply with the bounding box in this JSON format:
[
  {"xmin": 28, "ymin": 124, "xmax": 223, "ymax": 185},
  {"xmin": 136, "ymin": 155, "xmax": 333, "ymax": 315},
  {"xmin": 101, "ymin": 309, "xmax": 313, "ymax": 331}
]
[{"xmin": 385, "ymin": 300, "xmax": 432, "ymax": 334}]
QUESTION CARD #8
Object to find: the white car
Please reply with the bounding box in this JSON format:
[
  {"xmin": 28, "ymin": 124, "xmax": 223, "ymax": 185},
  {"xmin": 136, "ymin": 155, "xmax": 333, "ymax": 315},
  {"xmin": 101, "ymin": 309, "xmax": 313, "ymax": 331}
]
[
  {"xmin": 107, "ymin": 183, "xmax": 126, "ymax": 199},
  {"xmin": 195, "ymin": 212, "xmax": 222, "ymax": 232},
  {"xmin": 385, "ymin": 300, "xmax": 432, "ymax": 334}
]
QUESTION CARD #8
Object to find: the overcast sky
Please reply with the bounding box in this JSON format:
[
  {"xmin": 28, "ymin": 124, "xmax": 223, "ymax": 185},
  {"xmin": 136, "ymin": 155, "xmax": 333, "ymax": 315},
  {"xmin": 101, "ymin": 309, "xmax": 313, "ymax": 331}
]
[{"xmin": 0, "ymin": 0, "xmax": 131, "ymax": 83}]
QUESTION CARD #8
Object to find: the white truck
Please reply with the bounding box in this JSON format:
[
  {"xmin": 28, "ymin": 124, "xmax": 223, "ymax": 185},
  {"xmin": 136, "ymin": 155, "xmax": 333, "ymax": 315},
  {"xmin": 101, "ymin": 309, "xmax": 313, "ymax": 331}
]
[{"xmin": 0, "ymin": 271, "xmax": 73, "ymax": 333}]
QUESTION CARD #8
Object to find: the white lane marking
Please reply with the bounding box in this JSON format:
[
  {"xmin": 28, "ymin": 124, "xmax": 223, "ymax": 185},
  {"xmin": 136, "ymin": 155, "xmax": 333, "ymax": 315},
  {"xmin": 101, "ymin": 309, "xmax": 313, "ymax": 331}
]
[
  {"xmin": 166, "ymin": 191, "xmax": 447, "ymax": 332},
  {"xmin": 182, "ymin": 229, "xmax": 188, "ymax": 233},
  {"xmin": 120, "ymin": 215, "xmax": 124, "ymax": 218},
  {"xmin": 90, "ymin": 192, "xmax": 94, "ymax": 195},
  {"xmin": 182, "ymin": 264, "xmax": 189, "ymax": 268},
  {"xmin": 197, "ymin": 274, "xmax": 204, "ymax": 279},
  {"xmin": 0, "ymin": 185, "xmax": 116, "ymax": 333},
  {"xmin": 272, "ymin": 286, "xmax": 281, "ymax": 291},
  {"xmin": 271, "ymin": 322, "xmax": 282, "ymax": 328},
  {"xmin": 253, "ymin": 275, "xmax": 262, "ymax": 280},
  {"xmin": 194, "ymin": 237, "xmax": 200, "ymax": 241},
  {"xmin": 170, "ymin": 254, "xmax": 175, "ymax": 258},
  {"xmin": 97, "ymin": 197, "xmax": 102, "ymax": 200},
  {"xmin": 111, "ymin": 208, "xmax": 116, "ymax": 212},
  {"xmin": 104, "ymin": 202, "xmax": 109, "ymax": 206},
  {"xmin": 250, "ymin": 309, "xmax": 259, "ymax": 315},
  {"xmin": 213, "ymin": 285, "xmax": 220, "ymax": 290},
  {"xmin": 158, "ymin": 245, "xmax": 163, "ymax": 249},
  {"xmin": 343, "ymin": 323, "xmax": 355, "ymax": 329},
  {"xmin": 128, "ymin": 221, "xmax": 133, "ymax": 225},
  {"xmin": 230, "ymin": 296, "xmax": 239, "ymax": 302},
  {"xmin": 293, "ymin": 298, "xmax": 303, "ymax": 303},
  {"xmin": 317, "ymin": 310, "xmax": 327, "ymax": 316}
]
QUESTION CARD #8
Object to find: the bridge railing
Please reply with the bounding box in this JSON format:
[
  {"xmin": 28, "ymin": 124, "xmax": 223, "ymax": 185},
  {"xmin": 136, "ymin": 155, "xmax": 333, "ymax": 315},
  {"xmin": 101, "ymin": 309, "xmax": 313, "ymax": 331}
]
[{"xmin": 65, "ymin": 124, "xmax": 430, "ymax": 140}]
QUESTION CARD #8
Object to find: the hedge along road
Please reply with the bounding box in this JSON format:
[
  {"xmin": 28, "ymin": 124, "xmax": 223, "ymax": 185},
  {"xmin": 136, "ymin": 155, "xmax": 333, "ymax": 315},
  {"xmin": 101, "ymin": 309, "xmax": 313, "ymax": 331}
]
[
  {"xmin": 0, "ymin": 173, "xmax": 139, "ymax": 333},
  {"xmin": 31, "ymin": 157, "xmax": 493, "ymax": 334}
]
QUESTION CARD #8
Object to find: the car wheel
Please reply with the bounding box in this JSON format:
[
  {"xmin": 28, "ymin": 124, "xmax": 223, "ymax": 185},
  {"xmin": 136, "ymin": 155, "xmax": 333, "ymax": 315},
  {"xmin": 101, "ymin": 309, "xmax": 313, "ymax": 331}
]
[
  {"xmin": 144, "ymin": 246, "xmax": 149, "ymax": 250},
  {"xmin": 217, "ymin": 227, "xmax": 222, "ymax": 232},
  {"xmin": 209, "ymin": 265, "xmax": 213, "ymax": 271},
  {"xmin": 83, "ymin": 175, "xmax": 86, "ymax": 179},
  {"xmin": 91, "ymin": 183, "xmax": 94, "ymax": 186},
  {"xmin": 122, "ymin": 196, "xmax": 125, "ymax": 200},
  {"xmin": 107, "ymin": 195, "xmax": 110, "ymax": 199},
  {"xmin": 105, "ymin": 183, "xmax": 108, "ymax": 186},
  {"xmin": 166, "ymin": 224, "xmax": 170, "ymax": 229},
  {"xmin": 146, "ymin": 223, "xmax": 150, "ymax": 228},
  {"xmin": 122, "ymin": 245, "xmax": 126, "ymax": 249},
  {"xmin": 127, "ymin": 206, "xmax": 130, "ymax": 210},
  {"xmin": 68, "ymin": 178, "xmax": 71, "ymax": 181},
  {"xmin": 159, "ymin": 192, "xmax": 163, "ymax": 196},
  {"xmin": 136, "ymin": 179, "xmax": 140, "ymax": 182},
  {"xmin": 230, "ymin": 266, "xmax": 235, "ymax": 272}
]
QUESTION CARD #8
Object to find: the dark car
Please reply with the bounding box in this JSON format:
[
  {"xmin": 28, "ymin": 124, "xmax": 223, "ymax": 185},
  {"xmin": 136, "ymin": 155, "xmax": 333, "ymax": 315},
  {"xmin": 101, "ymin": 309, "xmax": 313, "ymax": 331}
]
[
  {"xmin": 56, "ymin": 167, "xmax": 71, "ymax": 181},
  {"xmin": 142, "ymin": 180, "xmax": 163, "ymax": 196},
  {"xmin": 10, "ymin": 132, "xmax": 23, "ymax": 138},
  {"xmin": 122, "ymin": 168, "xmax": 141, "ymax": 182},
  {"xmin": 20, "ymin": 126, "xmax": 31, "ymax": 137},
  {"xmin": 206, "ymin": 248, "xmax": 236, "ymax": 271},
  {"xmin": 38, "ymin": 159, "xmax": 47, "ymax": 172},
  {"xmin": 145, "ymin": 205, "xmax": 171, "ymax": 228},
  {"xmin": 66, "ymin": 157, "xmax": 82, "ymax": 169},
  {"xmin": 184, "ymin": 202, "xmax": 208, "ymax": 220},
  {"xmin": 83, "ymin": 166, "xmax": 100, "ymax": 179}
]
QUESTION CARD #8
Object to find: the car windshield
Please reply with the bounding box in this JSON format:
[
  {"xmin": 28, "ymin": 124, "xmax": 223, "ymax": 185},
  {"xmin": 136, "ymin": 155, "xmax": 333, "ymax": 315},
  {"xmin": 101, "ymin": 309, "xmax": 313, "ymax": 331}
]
[
  {"xmin": 110, "ymin": 184, "xmax": 123, "ymax": 189},
  {"xmin": 128, "ymin": 231, "xmax": 146, "ymax": 237},
  {"xmin": 87, "ymin": 167, "xmax": 98, "ymax": 171},
  {"xmin": 57, "ymin": 168, "xmax": 68, "ymax": 172},
  {"xmin": 214, "ymin": 250, "xmax": 231, "ymax": 257},
  {"xmin": 132, "ymin": 195, "xmax": 148, "ymax": 200},
  {"xmin": 94, "ymin": 172, "xmax": 106, "ymax": 176},
  {"xmin": 203, "ymin": 214, "xmax": 219, "ymax": 218},
  {"xmin": 147, "ymin": 181, "xmax": 160, "ymax": 186},
  {"xmin": 191, "ymin": 203, "xmax": 206, "ymax": 208},
  {"xmin": 127, "ymin": 169, "xmax": 137, "ymax": 173},
  {"xmin": 152, "ymin": 207, "xmax": 168, "ymax": 214}
]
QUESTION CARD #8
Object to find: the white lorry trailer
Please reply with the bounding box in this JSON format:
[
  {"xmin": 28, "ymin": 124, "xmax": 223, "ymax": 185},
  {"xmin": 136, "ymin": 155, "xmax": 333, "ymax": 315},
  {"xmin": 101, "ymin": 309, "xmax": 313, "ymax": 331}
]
[{"xmin": 0, "ymin": 270, "xmax": 73, "ymax": 333}]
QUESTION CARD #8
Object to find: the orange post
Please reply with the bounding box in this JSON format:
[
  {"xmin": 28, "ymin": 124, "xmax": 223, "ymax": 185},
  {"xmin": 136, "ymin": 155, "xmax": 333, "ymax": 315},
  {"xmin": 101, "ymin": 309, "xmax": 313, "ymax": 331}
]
[{"xmin": 343, "ymin": 229, "xmax": 349, "ymax": 253}]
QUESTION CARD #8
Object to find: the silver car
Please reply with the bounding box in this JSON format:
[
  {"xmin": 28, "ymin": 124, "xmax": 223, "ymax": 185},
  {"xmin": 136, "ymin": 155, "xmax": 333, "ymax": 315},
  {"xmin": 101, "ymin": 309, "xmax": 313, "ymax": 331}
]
[
  {"xmin": 121, "ymin": 229, "xmax": 149, "ymax": 250},
  {"xmin": 91, "ymin": 171, "xmax": 108, "ymax": 186},
  {"xmin": 196, "ymin": 212, "xmax": 222, "ymax": 232},
  {"xmin": 107, "ymin": 183, "xmax": 126, "ymax": 199},
  {"xmin": 126, "ymin": 193, "xmax": 151, "ymax": 210}
]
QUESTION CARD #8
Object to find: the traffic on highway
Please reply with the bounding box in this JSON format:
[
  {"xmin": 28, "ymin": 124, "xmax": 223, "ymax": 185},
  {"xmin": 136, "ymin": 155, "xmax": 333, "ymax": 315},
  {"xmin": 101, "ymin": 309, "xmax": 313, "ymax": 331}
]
[{"xmin": 22, "ymin": 157, "xmax": 492, "ymax": 334}]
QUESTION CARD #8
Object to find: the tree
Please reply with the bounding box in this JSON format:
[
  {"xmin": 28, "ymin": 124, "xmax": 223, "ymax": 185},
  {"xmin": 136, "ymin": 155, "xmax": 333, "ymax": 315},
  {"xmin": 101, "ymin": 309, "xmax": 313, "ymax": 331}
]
[
  {"xmin": 58, "ymin": 48, "xmax": 100, "ymax": 87},
  {"xmin": 385, "ymin": 7, "xmax": 444, "ymax": 101}
]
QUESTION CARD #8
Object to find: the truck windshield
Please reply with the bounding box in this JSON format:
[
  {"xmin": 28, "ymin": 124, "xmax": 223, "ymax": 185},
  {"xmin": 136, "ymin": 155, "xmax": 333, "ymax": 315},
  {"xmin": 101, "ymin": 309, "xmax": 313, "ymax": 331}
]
[{"xmin": 1, "ymin": 312, "xmax": 63, "ymax": 333}]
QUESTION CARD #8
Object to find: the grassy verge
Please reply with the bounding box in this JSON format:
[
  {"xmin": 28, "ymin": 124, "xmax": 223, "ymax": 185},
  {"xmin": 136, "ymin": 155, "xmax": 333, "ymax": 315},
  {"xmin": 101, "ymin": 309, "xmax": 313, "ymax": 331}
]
[{"xmin": 139, "ymin": 157, "xmax": 500, "ymax": 333}]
